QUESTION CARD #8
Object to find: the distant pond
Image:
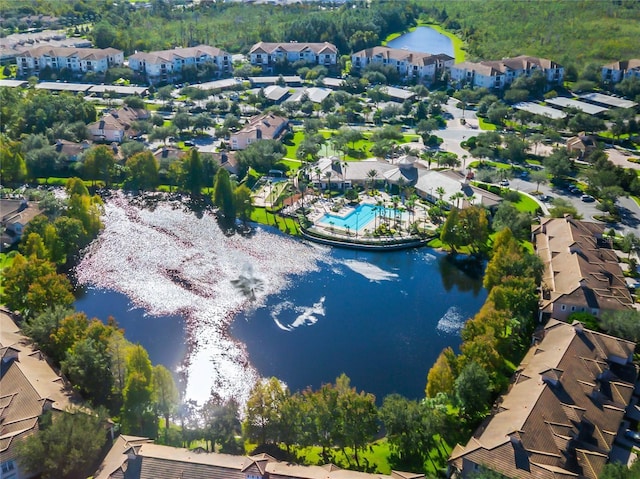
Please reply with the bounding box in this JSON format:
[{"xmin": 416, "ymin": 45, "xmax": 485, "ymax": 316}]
[{"xmin": 386, "ymin": 26, "xmax": 454, "ymax": 57}]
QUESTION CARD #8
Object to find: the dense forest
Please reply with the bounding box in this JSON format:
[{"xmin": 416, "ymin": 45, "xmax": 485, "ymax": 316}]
[
  {"xmin": 419, "ymin": 0, "xmax": 640, "ymax": 66},
  {"xmin": 2, "ymin": 0, "xmax": 639, "ymax": 69}
]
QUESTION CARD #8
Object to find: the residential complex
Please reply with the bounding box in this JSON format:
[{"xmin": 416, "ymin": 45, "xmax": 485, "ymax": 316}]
[
  {"xmin": 95, "ymin": 436, "xmax": 424, "ymax": 479},
  {"xmin": 602, "ymin": 59, "xmax": 640, "ymax": 84},
  {"xmin": 312, "ymin": 156, "xmax": 502, "ymax": 208},
  {"xmin": 128, "ymin": 45, "xmax": 232, "ymax": 83},
  {"xmin": 16, "ymin": 45, "xmax": 124, "ymax": 76},
  {"xmin": 351, "ymin": 46, "xmax": 454, "ymax": 83},
  {"xmin": 0, "ymin": 311, "xmax": 82, "ymax": 479},
  {"xmin": 230, "ymin": 113, "xmax": 289, "ymax": 150},
  {"xmin": 88, "ymin": 106, "xmax": 150, "ymax": 143},
  {"xmin": 249, "ymin": 42, "xmax": 338, "ymax": 70},
  {"xmin": 533, "ymin": 216, "xmax": 634, "ymax": 322},
  {"xmin": 449, "ymin": 55, "xmax": 564, "ymax": 89},
  {"xmin": 449, "ymin": 319, "xmax": 637, "ymax": 479}
]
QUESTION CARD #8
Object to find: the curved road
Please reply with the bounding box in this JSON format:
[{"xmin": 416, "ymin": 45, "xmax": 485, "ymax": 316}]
[{"xmin": 438, "ymin": 99, "xmax": 640, "ymax": 237}]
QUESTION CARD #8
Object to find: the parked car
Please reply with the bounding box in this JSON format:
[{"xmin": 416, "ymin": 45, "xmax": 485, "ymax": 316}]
[
  {"xmin": 568, "ymin": 186, "xmax": 581, "ymax": 194},
  {"xmin": 499, "ymin": 179, "xmax": 510, "ymax": 186},
  {"xmin": 625, "ymin": 429, "xmax": 640, "ymax": 443},
  {"xmin": 581, "ymin": 194, "xmax": 595, "ymax": 202},
  {"xmin": 539, "ymin": 194, "xmax": 553, "ymax": 202},
  {"xmin": 184, "ymin": 140, "xmax": 195, "ymax": 147}
]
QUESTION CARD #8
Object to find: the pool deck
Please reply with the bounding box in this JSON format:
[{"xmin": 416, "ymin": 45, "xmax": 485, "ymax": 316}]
[
  {"xmin": 300, "ymin": 227, "xmax": 429, "ymax": 251},
  {"xmin": 285, "ymin": 191, "xmax": 436, "ymax": 249}
]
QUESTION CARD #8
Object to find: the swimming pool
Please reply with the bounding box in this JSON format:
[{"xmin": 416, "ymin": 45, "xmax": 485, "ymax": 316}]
[{"xmin": 319, "ymin": 203, "xmax": 405, "ymax": 231}]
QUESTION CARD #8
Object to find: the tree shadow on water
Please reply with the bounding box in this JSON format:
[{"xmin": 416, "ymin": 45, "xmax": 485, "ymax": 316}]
[{"xmin": 438, "ymin": 254, "xmax": 485, "ymax": 295}]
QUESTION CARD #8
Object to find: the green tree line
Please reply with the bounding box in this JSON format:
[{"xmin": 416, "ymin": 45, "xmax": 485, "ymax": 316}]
[
  {"xmin": 420, "ymin": 0, "xmax": 640, "ymax": 67},
  {"xmin": 427, "ymin": 228, "xmax": 543, "ymax": 418},
  {"xmin": 1, "ymin": 177, "xmax": 180, "ymax": 439}
]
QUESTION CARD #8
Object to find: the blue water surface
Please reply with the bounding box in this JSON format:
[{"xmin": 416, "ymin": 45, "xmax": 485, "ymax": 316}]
[
  {"xmin": 319, "ymin": 204, "xmax": 405, "ymax": 231},
  {"xmin": 386, "ymin": 26, "xmax": 454, "ymax": 57},
  {"xmin": 231, "ymin": 247, "xmax": 485, "ymax": 401},
  {"xmin": 75, "ymin": 240, "xmax": 485, "ymax": 402}
]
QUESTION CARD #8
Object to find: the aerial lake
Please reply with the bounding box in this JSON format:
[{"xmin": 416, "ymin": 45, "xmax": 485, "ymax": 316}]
[
  {"xmin": 386, "ymin": 26, "xmax": 454, "ymax": 57},
  {"xmin": 75, "ymin": 193, "xmax": 486, "ymax": 404}
]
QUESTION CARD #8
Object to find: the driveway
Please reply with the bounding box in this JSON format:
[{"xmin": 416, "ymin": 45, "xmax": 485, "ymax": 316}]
[
  {"xmin": 435, "ymin": 99, "xmax": 482, "ymax": 159},
  {"xmin": 432, "ymin": 99, "xmax": 640, "ymax": 235}
]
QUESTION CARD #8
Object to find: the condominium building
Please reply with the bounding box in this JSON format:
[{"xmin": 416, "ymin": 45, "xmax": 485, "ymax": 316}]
[
  {"xmin": 449, "ymin": 55, "xmax": 564, "ymax": 89},
  {"xmin": 16, "ymin": 46, "xmax": 123, "ymax": 76},
  {"xmin": 249, "ymin": 42, "xmax": 338, "ymax": 70},
  {"xmin": 351, "ymin": 46, "xmax": 454, "ymax": 83},
  {"xmin": 128, "ymin": 45, "xmax": 232, "ymax": 83}
]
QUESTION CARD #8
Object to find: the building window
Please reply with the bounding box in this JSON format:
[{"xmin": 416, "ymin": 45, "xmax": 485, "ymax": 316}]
[
  {"xmin": 2, "ymin": 461, "xmax": 15, "ymax": 473},
  {"xmin": 560, "ymin": 304, "xmax": 566, "ymax": 311},
  {"xmin": 571, "ymin": 306, "xmax": 576, "ymax": 312}
]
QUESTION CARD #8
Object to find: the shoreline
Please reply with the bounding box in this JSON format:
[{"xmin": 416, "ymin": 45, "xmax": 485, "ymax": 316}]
[{"xmin": 382, "ymin": 23, "xmax": 466, "ymax": 63}]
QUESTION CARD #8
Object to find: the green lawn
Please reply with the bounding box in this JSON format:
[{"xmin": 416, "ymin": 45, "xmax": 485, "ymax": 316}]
[
  {"xmin": 467, "ymin": 160, "xmax": 511, "ymax": 170},
  {"xmin": 250, "ymin": 207, "xmax": 300, "ymax": 235},
  {"xmin": 509, "ymin": 192, "xmax": 541, "ymax": 214},
  {"xmin": 278, "ymin": 158, "xmax": 302, "ymax": 173},
  {"xmin": 292, "ymin": 440, "xmax": 392, "ymax": 474},
  {"xmin": 284, "ymin": 130, "xmax": 304, "ymax": 159},
  {"xmin": 478, "ymin": 117, "xmax": 498, "ymax": 131},
  {"xmin": 286, "ymin": 129, "xmax": 419, "ymax": 162},
  {"xmin": 598, "ymin": 131, "xmax": 631, "ymax": 140}
]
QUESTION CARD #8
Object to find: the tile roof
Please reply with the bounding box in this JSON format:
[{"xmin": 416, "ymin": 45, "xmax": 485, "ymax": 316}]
[
  {"xmin": 129, "ymin": 45, "xmax": 230, "ymax": 64},
  {"xmin": 17, "ymin": 45, "xmax": 122, "ymax": 60},
  {"xmin": 352, "ymin": 46, "xmax": 453, "ymax": 66},
  {"xmin": 0, "ymin": 311, "xmax": 81, "ymax": 463},
  {"xmin": 94, "ymin": 435, "xmax": 153, "ymax": 479},
  {"xmin": 88, "ymin": 106, "xmax": 149, "ymax": 134},
  {"xmin": 250, "ymin": 41, "xmax": 338, "ymax": 55},
  {"xmin": 453, "ymin": 55, "xmax": 562, "ymax": 77},
  {"xmin": 232, "ymin": 113, "xmax": 289, "ymax": 142},
  {"xmin": 449, "ymin": 320, "xmax": 636, "ymax": 479},
  {"xmin": 96, "ymin": 440, "xmax": 424, "ymax": 479},
  {"xmin": 602, "ymin": 59, "xmax": 640, "ymax": 71},
  {"xmin": 533, "ymin": 217, "xmax": 634, "ymax": 314}
]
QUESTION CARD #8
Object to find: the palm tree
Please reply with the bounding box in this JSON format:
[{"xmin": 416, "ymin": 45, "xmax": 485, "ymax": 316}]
[
  {"xmin": 422, "ymin": 152, "xmax": 433, "ymax": 170},
  {"xmin": 435, "ymin": 186, "xmax": 446, "ymax": 203},
  {"xmin": 530, "ymin": 133, "xmax": 545, "ymax": 156},
  {"xmin": 450, "ymin": 191, "xmax": 464, "ymax": 209},
  {"xmin": 376, "ymin": 199, "xmax": 384, "ymax": 229},
  {"xmin": 391, "ymin": 196, "xmax": 400, "ymax": 227},
  {"xmin": 324, "ymin": 171, "xmax": 332, "ymax": 194},
  {"xmin": 367, "ymin": 169, "xmax": 378, "ymax": 193},
  {"xmin": 341, "ymin": 160, "xmax": 349, "ymax": 191},
  {"xmin": 396, "ymin": 177, "xmax": 406, "ymax": 201},
  {"xmin": 406, "ymin": 194, "xmax": 418, "ymax": 224}
]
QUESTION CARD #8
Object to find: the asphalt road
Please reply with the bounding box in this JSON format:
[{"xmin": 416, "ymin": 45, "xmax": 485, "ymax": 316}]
[{"xmin": 438, "ymin": 100, "xmax": 640, "ymax": 238}]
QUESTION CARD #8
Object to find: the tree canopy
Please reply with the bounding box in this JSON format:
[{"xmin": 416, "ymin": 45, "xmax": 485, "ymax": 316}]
[{"xmin": 16, "ymin": 409, "xmax": 108, "ymax": 479}]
